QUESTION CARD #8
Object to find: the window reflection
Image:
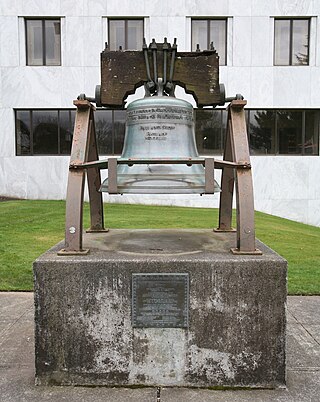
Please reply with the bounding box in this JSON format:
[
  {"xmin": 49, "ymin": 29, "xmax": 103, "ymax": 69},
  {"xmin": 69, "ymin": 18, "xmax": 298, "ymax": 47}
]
[
  {"xmin": 192, "ymin": 19, "xmax": 227, "ymax": 65},
  {"xmin": 14, "ymin": 108, "xmax": 320, "ymax": 157},
  {"xmin": 95, "ymin": 110, "xmax": 113, "ymax": 155},
  {"xmin": 109, "ymin": 19, "xmax": 143, "ymax": 51},
  {"xmin": 305, "ymin": 111, "xmax": 319, "ymax": 155},
  {"xmin": 26, "ymin": 19, "xmax": 61, "ymax": 66},
  {"xmin": 114, "ymin": 110, "xmax": 126, "ymax": 155},
  {"xmin": 59, "ymin": 110, "xmax": 73, "ymax": 154},
  {"xmin": 277, "ymin": 111, "xmax": 302, "ymax": 154},
  {"xmin": 292, "ymin": 19, "xmax": 309, "ymax": 65},
  {"xmin": 33, "ymin": 111, "xmax": 58, "ymax": 154},
  {"xmin": 16, "ymin": 111, "xmax": 31, "ymax": 155},
  {"xmin": 274, "ymin": 19, "xmax": 309, "ymax": 66},
  {"xmin": 249, "ymin": 110, "xmax": 275, "ymax": 155},
  {"xmin": 195, "ymin": 110, "xmax": 223, "ymax": 154}
]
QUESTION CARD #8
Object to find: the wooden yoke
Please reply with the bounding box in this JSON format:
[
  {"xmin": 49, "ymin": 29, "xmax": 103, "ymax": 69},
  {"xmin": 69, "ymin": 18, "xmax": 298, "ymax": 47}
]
[
  {"xmin": 216, "ymin": 100, "xmax": 261, "ymax": 254},
  {"xmin": 58, "ymin": 100, "xmax": 107, "ymax": 255}
]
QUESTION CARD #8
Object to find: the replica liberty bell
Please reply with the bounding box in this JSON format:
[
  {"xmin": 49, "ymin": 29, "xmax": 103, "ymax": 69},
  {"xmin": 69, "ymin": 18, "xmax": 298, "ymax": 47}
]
[{"xmin": 100, "ymin": 38, "xmax": 220, "ymax": 194}]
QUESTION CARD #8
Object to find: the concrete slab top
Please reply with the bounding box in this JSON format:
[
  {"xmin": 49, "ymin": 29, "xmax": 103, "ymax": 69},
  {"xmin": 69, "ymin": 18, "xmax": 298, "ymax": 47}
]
[{"xmin": 36, "ymin": 229, "xmax": 287, "ymax": 264}]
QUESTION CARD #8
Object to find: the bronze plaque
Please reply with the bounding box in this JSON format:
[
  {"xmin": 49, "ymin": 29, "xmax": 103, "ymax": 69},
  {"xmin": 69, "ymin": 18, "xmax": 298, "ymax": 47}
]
[{"xmin": 132, "ymin": 273, "xmax": 189, "ymax": 328}]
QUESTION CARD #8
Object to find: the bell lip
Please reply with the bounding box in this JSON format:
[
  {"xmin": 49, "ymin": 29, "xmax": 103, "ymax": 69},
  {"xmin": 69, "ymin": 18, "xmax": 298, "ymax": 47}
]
[{"xmin": 100, "ymin": 180, "xmax": 221, "ymax": 194}]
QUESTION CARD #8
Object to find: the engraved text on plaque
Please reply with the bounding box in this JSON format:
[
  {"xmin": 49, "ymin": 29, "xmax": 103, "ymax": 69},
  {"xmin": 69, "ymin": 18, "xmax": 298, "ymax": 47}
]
[{"xmin": 132, "ymin": 273, "xmax": 189, "ymax": 328}]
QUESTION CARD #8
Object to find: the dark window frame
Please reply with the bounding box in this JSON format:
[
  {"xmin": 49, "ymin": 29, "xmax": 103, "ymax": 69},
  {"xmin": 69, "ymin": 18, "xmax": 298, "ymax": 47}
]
[
  {"xmin": 274, "ymin": 18, "xmax": 310, "ymax": 66},
  {"xmin": 191, "ymin": 18, "xmax": 228, "ymax": 66},
  {"xmin": 107, "ymin": 18, "xmax": 144, "ymax": 51},
  {"xmin": 25, "ymin": 17, "xmax": 61, "ymax": 66}
]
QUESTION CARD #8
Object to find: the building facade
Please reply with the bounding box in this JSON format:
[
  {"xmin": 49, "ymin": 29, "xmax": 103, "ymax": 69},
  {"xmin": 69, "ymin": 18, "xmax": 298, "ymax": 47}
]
[{"xmin": 0, "ymin": 0, "xmax": 320, "ymax": 226}]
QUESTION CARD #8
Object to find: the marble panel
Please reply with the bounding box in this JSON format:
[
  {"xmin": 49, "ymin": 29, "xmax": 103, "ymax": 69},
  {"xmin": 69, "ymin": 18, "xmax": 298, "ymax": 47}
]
[
  {"xmin": 167, "ymin": 17, "xmax": 186, "ymax": 50},
  {"xmin": 84, "ymin": 0, "xmax": 108, "ymax": 16},
  {"xmin": 149, "ymin": 17, "xmax": 168, "ymax": 42},
  {"xmin": 17, "ymin": 67, "xmax": 62, "ymax": 108},
  {"xmin": 274, "ymin": 0, "xmax": 313, "ymax": 16},
  {"xmin": 251, "ymin": 156, "xmax": 274, "ymax": 201},
  {"xmin": 250, "ymin": 67, "xmax": 274, "ymax": 107},
  {"xmin": 144, "ymin": 17, "xmax": 151, "ymax": 43},
  {"xmin": 251, "ymin": 0, "xmax": 276, "ymax": 16},
  {"xmin": 271, "ymin": 199, "xmax": 309, "ymax": 224},
  {"xmin": 273, "ymin": 67, "xmax": 311, "ymax": 107},
  {"xmin": 21, "ymin": 0, "xmax": 61, "ymax": 16},
  {"xmin": 60, "ymin": 0, "xmax": 84, "ymax": 17},
  {"xmin": 0, "ymin": 0, "xmax": 22, "ymax": 16},
  {"xmin": 271, "ymin": 157, "xmax": 309, "ymax": 200},
  {"xmin": 227, "ymin": 17, "xmax": 233, "ymax": 66},
  {"xmin": 0, "ymin": 17, "xmax": 19, "ymax": 67},
  {"xmin": 107, "ymin": 0, "xmax": 145, "ymax": 16},
  {"xmin": 26, "ymin": 157, "xmax": 68, "ymax": 200},
  {"xmin": 167, "ymin": 0, "xmax": 190, "ymax": 17},
  {"xmin": 65, "ymin": 17, "xmax": 85, "ymax": 67},
  {"xmin": 307, "ymin": 157, "xmax": 320, "ymax": 199},
  {"xmin": 219, "ymin": 67, "xmax": 228, "ymax": 89},
  {"xmin": 226, "ymin": 67, "xmax": 251, "ymax": 101},
  {"xmin": 309, "ymin": 17, "xmax": 317, "ymax": 67},
  {"xmin": 83, "ymin": 17, "xmax": 103, "ymax": 67},
  {"xmin": 1, "ymin": 67, "xmax": 24, "ymax": 108},
  {"xmin": 251, "ymin": 17, "xmax": 272, "ymax": 67},
  {"xmin": 61, "ymin": 67, "xmax": 85, "ymax": 107},
  {"xmin": 0, "ymin": 158, "xmax": 5, "ymax": 193},
  {"xmin": 310, "ymin": 68, "xmax": 320, "ymax": 107},
  {"xmin": 229, "ymin": 0, "xmax": 252, "ymax": 17},
  {"xmin": 0, "ymin": 108, "xmax": 16, "ymax": 158},
  {"xmin": 254, "ymin": 199, "xmax": 273, "ymax": 215},
  {"xmin": 3, "ymin": 156, "xmax": 28, "ymax": 199},
  {"xmin": 232, "ymin": 17, "xmax": 252, "ymax": 66},
  {"xmin": 184, "ymin": 0, "xmax": 229, "ymax": 16},
  {"xmin": 312, "ymin": 0, "xmax": 320, "ymax": 14},
  {"xmin": 0, "ymin": 70, "xmax": 2, "ymax": 109},
  {"xmin": 83, "ymin": 67, "xmax": 100, "ymax": 99},
  {"xmin": 307, "ymin": 200, "xmax": 320, "ymax": 227}
]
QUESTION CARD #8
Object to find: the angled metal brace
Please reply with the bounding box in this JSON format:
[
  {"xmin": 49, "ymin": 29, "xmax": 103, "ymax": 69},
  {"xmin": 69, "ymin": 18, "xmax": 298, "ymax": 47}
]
[
  {"xmin": 58, "ymin": 100, "xmax": 107, "ymax": 255},
  {"xmin": 216, "ymin": 100, "xmax": 262, "ymax": 254}
]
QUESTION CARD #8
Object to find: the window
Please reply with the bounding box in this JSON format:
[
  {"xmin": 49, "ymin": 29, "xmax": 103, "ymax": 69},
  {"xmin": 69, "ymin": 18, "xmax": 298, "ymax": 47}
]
[
  {"xmin": 15, "ymin": 109, "xmax": 319, "ymax": 156},
  {"xmin": 195, "ymin": 110, "xmax": 225, "ymax": 154},
  {"xmin": 274, "ymin": 19, "xmax": 310, "ymax": 65},
  {"xmin": 248, "ymin": 110, "xmax": 319, "ymax": 155},
  {"xmin": 191, "ymin": 19, "xmax": 227, "ymax": 65},
  {"xmin": 15, "ymin": 109, "xmax": 126, "ymax": 156},
  {"xmin": 108, "ymin": 19, "xmax": 144, "ymax": 51},
  {"xmin": 25, "ymin": 19, "xmax": 61, "ymax": 66}
]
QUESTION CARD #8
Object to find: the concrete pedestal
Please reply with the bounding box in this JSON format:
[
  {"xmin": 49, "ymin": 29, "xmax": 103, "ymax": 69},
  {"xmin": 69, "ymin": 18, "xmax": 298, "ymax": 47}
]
[{"xmin": 33, "ymin": 229, "xmax": 287, "ymax": 388}]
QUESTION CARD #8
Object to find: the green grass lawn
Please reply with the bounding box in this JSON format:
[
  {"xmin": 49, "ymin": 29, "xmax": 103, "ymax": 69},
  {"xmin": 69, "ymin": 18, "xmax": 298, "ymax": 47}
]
[{"xmin": 0, "ymin": 200, "xmax": 319, "ymax": 294}]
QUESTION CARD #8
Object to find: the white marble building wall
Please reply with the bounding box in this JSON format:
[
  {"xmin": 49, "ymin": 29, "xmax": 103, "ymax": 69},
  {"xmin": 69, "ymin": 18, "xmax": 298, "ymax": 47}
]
[{"xmin": 0, "ymin": 0, "xmax": 320, "ymax": 227}]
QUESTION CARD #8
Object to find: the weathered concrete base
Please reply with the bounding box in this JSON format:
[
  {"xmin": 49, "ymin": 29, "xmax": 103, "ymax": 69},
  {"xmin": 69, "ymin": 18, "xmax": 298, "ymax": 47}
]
[{"xmin": 33, "ymin": 229, "xmax": 287, "ymax": 388}]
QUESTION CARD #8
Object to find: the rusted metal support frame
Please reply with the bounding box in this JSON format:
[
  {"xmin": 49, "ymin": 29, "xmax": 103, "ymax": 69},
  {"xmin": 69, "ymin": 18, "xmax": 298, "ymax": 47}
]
[
  {"xmin": 86, "ymin": 113, "xmax": 108, "ymax": 234},
  {"xmin": 70, "ymin": 158, "xmax": 250, "ymax": 170},
  {"xmin": 73, "ymin": 157, "xmax": 217, "ymax": 195},
  {"xmin": 58, "ymin": 100, "xmax": 105, "ymax": 255},
  {"xmin": 215, "ymin": 103, "xmax": 236, "ymax": 233},
  {"xmin": 228, "ymin": 100, "xmax": 261, "ymax": 254}
]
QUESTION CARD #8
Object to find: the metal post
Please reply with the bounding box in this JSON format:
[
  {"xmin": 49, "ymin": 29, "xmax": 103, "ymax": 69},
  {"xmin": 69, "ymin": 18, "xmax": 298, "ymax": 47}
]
[
  {"xmin": 228, "ymin": 100, "xmax": 261, "ymax": 254},
  {"xmin": 58, "ymin": 100, "xmax": 93, "ymax": 255},
  {"xmin": 86, "ymin": 111, "xmax": 108, "ymax": 233},
  {"xmin": 215, "ymin": 111, "xmax": 235, "ymax": 232}
]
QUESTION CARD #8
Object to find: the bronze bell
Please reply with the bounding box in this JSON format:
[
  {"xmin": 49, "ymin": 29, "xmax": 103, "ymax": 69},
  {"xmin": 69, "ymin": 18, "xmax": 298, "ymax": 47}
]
[{"xmin": 100, "ymin": 90, "xmax": 220, "ymax": 194}]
